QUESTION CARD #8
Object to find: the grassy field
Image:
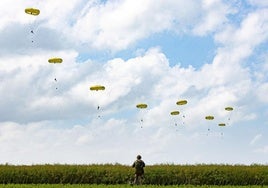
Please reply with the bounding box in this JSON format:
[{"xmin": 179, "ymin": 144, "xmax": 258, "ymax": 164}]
[
  {"xmin": 0, "ymin": 185, "xmax": 267, "ymax": 188},
  {"xmin": 0, "ymin": 164, "xmax": 267, "ymax": 185}
]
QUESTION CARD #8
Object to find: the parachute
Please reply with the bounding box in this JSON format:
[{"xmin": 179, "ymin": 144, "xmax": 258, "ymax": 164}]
[
  {"xmin": 170, "ymin": 111, "xmax": 180, "ymax": 127},
  {"xmin": 25, "ymin": 8, "xmax": 40, "ymax": 16},
  {"xmin": 136, "ymin": 103, "xmax": 148, "ymax": 127},
  {"xmin": 176, "ymin": 100, "xmax": 187, "ymax": 105},
  {"xmin": 89, "ymin": 85, "xmax": 106, "ymax": 112},
  {"xmin": 48, "ymin": 57, "xmax": 63, "ymax": 89},
  {"xmin": 225, "ymin": 106, "xmax": 234, "ymax": 123},
  {"xmin": 170, "ymin": 111, "xmax": 180, "ymax": 115},
  {"xmin": 176, "ymin": 99, "xmax": 187, "ymax": 124},
  {"xmin": 205, "ymin": 116, "xmax": 214, "ymax": 120},
  {"xmin": 48, "ymin": 58, "xmax": 63, "ymax": 64},
  {"xmin": 25, "ymin": 8, "xmax": 40, "ymax": 43},
  {"xmin": 205, "ymin": 115, "xmax": 214, "ymax": 134},
  {"xmin": 136, "ymin": 103, "xmax": 148, "ymax": 109},
  {"xmin": 218, "ymin": 123, "xmax": 226, "ymax": 137},
  {"xmin": 90, "ymin": 85, "xmax": 105, "ymax": 91},
  {"xmin": 225, "ymin": 107, "xmax": 233, "ymax": 111}
]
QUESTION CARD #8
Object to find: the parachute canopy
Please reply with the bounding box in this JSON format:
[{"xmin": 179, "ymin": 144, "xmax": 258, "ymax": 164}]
[
  {"xmin": 25, "ymin": 8, "xmax": 40, "ymax": 16},
  {"xmin": 90, "ymin": 85, "xmax": 105, "ymax": 91},
  {"xmin": 225, "ymin": 107, "xmax": 234, "ymax": 111},
  {"xmin": 136, "ymin": 103, "xmax": 148, "ymax": 109},
  {"xmin": 170, "ymin": 111, "xmax": 180, "ymax": 115},
  {"xmin": 205, "ymin": 116, "xmax": 214, "ymax": 120},
  {"xmin": 48, "ymin": 58, "xmax": 63, "ymax": 64},
  {"xmin": 218, "ymin": 123, "xmax": 226, "ymax": 126},
  {"xmin": 176, "ymin": 100, "xmax": 187, "ymax": 105}
]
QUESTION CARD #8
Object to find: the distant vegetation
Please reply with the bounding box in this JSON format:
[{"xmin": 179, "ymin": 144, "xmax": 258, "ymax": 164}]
[
  {"xmin": 0, "ymin": 185, "xmax": 268, "ymax": 188},
  {"xmin": 0, "ymin": 164, "xmax": 267, "ymax": 185}
]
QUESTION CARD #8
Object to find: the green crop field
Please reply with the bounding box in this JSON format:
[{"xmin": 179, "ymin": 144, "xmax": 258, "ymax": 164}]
[
  {"xmin": 0, "ymin": 185, "xmax": 268, "ymax": 188},
  {"xmin": 0, "ymin": 164, "xmax": 267, "ymax": 185}
]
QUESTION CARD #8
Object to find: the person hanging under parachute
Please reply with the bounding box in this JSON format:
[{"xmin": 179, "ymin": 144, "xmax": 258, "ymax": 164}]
[
  {"xmin": 170, "ymin": 110, "xmax": 180, "ymax": 126},
  {"xmin": 48, "ymin": 57, "xmax": 63, "ymax": 90},
  {"xmin": 176, "ymin": 99, "xmax": 187, "ymax": 125},
  {"xmin": 205, "ymin": 115, "xmax": 214, "ymax": 134},
  {"xmin": 225, "ymin": 106, "xmax": 234, "ymax": 123},
  {"xmin": 90, "ymin": 85, "xmax": 105, "ymax": 117},
  {"xmin": 136, "ymin": 103, "xmax": 148, "ymax": 128},
  {"xmin": 218, "ymin": 123, "xmax": 226, "ymax": 137},
  {"xmin": 25, "ymin": 8, "xmax": 40, "ymax": 43}
]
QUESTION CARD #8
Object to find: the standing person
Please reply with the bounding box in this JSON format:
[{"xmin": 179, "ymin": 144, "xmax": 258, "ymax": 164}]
[{"xmin": 132, "ymin": 155, "xmax": 145, "ymax": 185}]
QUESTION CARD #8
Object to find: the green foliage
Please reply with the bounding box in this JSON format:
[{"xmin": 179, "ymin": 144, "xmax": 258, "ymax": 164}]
[
  {"xmin": 0, "ymin": 164, "xmax": 267, "ymax": 185},
  {"xmin": 0, "ymin": 185, "xmax": 267, "ymax": 188}
]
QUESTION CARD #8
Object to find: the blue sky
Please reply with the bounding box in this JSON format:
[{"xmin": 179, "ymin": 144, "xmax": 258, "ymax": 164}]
[{"xmin": 0, "ymin": 0, "xmax": 267, "ymax": 165}]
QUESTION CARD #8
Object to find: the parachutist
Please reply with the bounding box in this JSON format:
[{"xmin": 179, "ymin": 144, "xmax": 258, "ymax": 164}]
[
  {"xmin": 97, "ymin": 106, "xmax": 100, "ymax": 110},
  {"xmin": 31, "ymin": 30, "xmax": 34, "ymax": 34},
  {"xmin": 54, "ymin": 78, "xmax": 57, "ymax": 82}
]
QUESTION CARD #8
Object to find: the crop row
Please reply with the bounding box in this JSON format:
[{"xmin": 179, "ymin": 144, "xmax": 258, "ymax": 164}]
[{"xmin": 0, "ymin": 164, "xmax": 267, "ymax": 185}]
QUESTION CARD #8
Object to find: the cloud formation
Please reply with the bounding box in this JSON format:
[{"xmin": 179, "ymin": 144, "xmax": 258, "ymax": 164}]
[{"xmin": 0, "ymin": 0, "xmax": 267, "ymax": 165}]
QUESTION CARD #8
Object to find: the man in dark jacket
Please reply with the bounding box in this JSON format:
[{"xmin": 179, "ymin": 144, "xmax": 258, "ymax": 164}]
[{"xmin": 132, "ymin": 155, "xmax": 145, "ymax": 185}]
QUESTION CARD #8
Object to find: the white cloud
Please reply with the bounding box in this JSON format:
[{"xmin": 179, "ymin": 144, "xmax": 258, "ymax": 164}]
[
  {"xmin": 0, "ymin": 0, "xmax": 268, "ymax": 165},
  {"xmin": 193, "ymin": 0, "xmax": 235, "ymax": 35},
  {"xmin": 250, "ymin": 134, "xmax": 262, "ymax": 146},
  {"xmin": 0, "ymin": 0, "xmax": 239, "ymax": 52},
  {"xmin": 70, "ymin": 0, "xmax": 235, "ymax": 51},
  {"xmin": 254, "ymin": 146, "xmax": 268, "ymax": 154},
  {"xmin": 215, "ymin": 9, "xmax": 268, "ymax": 62}
]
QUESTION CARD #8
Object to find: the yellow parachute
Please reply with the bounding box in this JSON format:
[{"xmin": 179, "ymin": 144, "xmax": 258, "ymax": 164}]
[
  {"xmin": 25, "ymin": 8, "xmax": 40, "ymax": 16},
  {"xmin": 205, "ymin": 115, "xmax": 214, "ymax": 134},
  {"xmin": 205, "ymin": 116, "xmax": 214, "ymax": 120},
  {"xmin": 25, "ymin": 8, "xmax": 40, "ymax": 43},
  {"xmin": 170, "ymin": 111, "xmax": 180, "ymax": 115},
  {"xmin": 176, "ymin": 99, "xmax": 187, "ymax": 124},
  {"xmin": 225, "ymin": 107, "xmax": 233, "ymax": 111},
  {"xmin": 89, "ymin": 85, "xmax": 106, "ymax": 112},
  {"xmin": 48, "ymin": 58, "xmax": 63, "ymax": 64},
  {"xmin": 176, "ymin": 100, "xmax": 187, "ymax": 105},
  {"xmin": 48, "ymin": 58, "xmax": 63, "ymax": 89},
  {"xmin": 170, "ymin": 111, "xmax": 180, "ymax": 127},
  {"xmin": 218, "ymin": 123, "xmax": 226, "ymax": 126},
  {"xmin": 225, "ymin": 106, "xmax": 234, "ymax": 122},
  {"xmin": 136, "ymin": 103, "xmax": 148, "ymax": 127},
  {"xmin": 90, "ymin": 85, "xmax": 105, "ymax": 91},
  {"xmin": 136, "ymin": 103, "xmax": 148, "ymax": 109}
]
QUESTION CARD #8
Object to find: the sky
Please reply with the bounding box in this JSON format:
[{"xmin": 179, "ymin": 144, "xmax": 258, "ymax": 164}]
[{"xmin": 0, "ymin": 0, "xmax": 267, "ymax": 165}]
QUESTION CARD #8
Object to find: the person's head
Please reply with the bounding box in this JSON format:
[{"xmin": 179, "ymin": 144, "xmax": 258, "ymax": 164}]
[{"xmin": 137, "ymin": 155, "xmax": 142, "ymax": 160}]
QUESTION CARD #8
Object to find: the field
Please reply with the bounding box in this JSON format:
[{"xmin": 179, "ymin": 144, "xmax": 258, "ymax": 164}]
[
  {"xmin": 0, "ymin": 185, "xmax": 268, "ymax": 188},
  {"xmin": 0, "ymin": 164, "xmax": 267, "ymax": 186}
]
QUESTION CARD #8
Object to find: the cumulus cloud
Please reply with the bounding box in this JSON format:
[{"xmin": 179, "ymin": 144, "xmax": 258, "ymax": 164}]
[
  {"xmin": 0, "ymin": 0, "xmax": 267, "ymax": 165},
  {"xmin": 70, "ymin": 0, "xmax": 235, "ymax": 51}
]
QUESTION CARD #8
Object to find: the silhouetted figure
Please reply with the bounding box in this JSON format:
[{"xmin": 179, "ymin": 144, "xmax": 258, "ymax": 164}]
[{"xmin": 132, "ymin": 155, "xmax": 145, "ymax": 185}]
